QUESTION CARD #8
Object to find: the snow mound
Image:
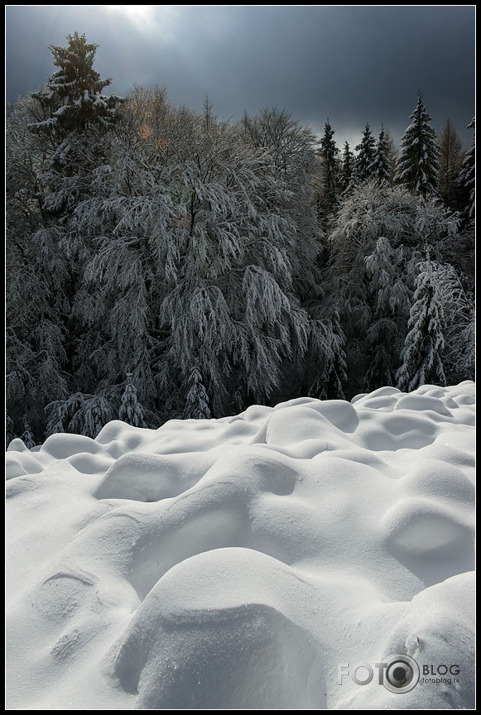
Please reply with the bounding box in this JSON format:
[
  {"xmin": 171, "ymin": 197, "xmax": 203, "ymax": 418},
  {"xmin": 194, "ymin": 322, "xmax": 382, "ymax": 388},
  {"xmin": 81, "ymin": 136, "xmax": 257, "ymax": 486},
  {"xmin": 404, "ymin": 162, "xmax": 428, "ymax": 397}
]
[{"xmin": 5, "ymin": 382, "xmax": 475, "ymax": 709}]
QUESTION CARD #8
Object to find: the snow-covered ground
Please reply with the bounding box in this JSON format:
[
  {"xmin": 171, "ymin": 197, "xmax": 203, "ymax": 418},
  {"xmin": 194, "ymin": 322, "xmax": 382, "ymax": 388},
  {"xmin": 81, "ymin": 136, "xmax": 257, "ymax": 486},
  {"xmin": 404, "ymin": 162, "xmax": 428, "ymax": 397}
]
[{"xmin": 5, "ymin": 382, "xmax": 475, "ymax": 710}]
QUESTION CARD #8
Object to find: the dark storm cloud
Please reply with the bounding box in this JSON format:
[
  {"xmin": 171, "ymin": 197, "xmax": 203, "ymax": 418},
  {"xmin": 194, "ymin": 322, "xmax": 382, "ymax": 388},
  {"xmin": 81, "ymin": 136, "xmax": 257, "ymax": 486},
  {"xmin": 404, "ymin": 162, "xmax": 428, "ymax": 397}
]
[{"xmin": 5, "ymin": 5, "xmax": 475, "ymax": 147}]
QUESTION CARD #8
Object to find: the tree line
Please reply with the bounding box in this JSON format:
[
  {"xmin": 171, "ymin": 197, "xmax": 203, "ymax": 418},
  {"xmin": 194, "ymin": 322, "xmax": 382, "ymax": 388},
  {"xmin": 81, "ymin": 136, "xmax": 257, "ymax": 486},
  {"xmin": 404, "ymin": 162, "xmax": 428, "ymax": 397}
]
[{"xmin": 6, "ymin": 33, "xmax": 475, "ymax": 445}]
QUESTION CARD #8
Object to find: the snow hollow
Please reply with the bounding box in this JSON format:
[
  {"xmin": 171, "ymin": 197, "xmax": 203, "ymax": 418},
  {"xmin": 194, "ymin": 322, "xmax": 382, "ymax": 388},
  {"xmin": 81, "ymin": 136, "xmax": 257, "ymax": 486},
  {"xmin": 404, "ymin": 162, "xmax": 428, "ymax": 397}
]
[{"xmin": 5, "ymin": 382, "xmax": 475, "ymax": 709}]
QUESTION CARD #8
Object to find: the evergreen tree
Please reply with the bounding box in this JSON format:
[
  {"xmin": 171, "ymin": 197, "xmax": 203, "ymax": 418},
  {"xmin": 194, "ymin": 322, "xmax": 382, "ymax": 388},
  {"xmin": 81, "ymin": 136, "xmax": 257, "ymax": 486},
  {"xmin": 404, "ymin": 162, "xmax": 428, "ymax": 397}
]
[
  {"xmin": 363, "ymin": 237, "xmax": 411, "ymax": 390},
  {"xmin": 317, "ymin": 120, "xmax": 339, "ymax": 226},
  {"xmin": 339, "ymin": 141, "xmax": 355, "ymax": 194},
  {"xmin": 7, "ymin": 34, "xmax": 122, "ymax": 441},
  {"xmin": 458, "ymin": 117, "xmax": 475, "ymax": 224},
  {"xmin": 6, "ymin": 96, "xmax": 70, "ymax": 441},
  {"xmin": 395, "ymin": 92, "xmax": 439, "ymax": 197},
  {"xmin": 30, "ymin": 32, "xmax": 120, "ymax": 137},
  {"xmin": 383, "ymin": 129, "xmax": 399, "ymax": 184},
  {"xmin": 6, "ymin": 414, "xmax": 17, "ymax": 449},
  {"xmin": 437, "ymin": 119, "xmax": 464, "ymax": 210},
  {"xmin": 329, "ymin": 181, "xmax": 457, "ymax": 395},
  {"xmin": 396, "ymin": 261, "xmax": 447, "ymax": 391},
  {"xmin": 119, "ymin": 373, "xmax": 147, "ymax": 427},
  {"xmin": 355, "ymin": 124, "xmax": 376, "ymax": 182},
  {"xmin": 307, "ymin": 311, "xmax": 347, "ymax": 400},
  {"xmin": 184, "ymin": 366, "xmax": 211, "ymax": 419},
  {"xmin": 45, "ymin": 392, "xmax": 115, "ymax": 438},
  {"xmin": 368, "ymin": 127, "xmax": 391, "ymax": 183},
  {"xmin": 21, "ymin": 422, "xmax": 36, "ymax": 449}
]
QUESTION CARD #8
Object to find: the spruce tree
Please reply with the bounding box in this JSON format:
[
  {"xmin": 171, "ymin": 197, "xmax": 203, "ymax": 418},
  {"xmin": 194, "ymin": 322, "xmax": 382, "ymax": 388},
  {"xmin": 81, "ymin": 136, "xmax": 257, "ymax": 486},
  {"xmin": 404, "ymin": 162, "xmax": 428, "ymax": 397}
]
[
  {"xmin": 184, "ymin": 366, "xmax": 211, "ymax": 419},
  {"xmin": 396, "ymin": 261, "xmax": 447, "ymax": 391},
  {"xmin": 339, "ymin": 141, "xmax": 355, "ymax": 194},
  {"xmin": 21, "ymin": 422, "xmax": 36, "ymax": 449},
  {"xmin": 458, "ymin": 118, "xmax": 475, "ymax": 224},
  {"xmin": 437, "ymin": 119, "xmax": 464, "ymax": 211},
  {"xmin": 317, "ymin": 120, "xmax": 339, "ymax": 226},
  {"xmin": 368, "ymin": 127, "xmax": 391, "ymax": 183},
  {"xmin": 119, "ymin": 373, "xmax": 147, "ymax": 428},
  {"xmin": 395, "ymin": 93, "xmax": 439, "ymax": 197},
  {"xmin": 355, "ymin": 124, "xmax": 376, "ymax": 183},
  {"xmin": 7, "ymin": 34, "xmax": 122, "ymax": 441}
]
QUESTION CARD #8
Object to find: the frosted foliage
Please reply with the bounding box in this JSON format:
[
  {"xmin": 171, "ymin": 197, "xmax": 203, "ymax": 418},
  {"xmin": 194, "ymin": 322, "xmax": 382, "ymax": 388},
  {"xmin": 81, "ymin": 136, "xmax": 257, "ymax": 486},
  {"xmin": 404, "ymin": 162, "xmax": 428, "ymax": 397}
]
[
  {"xmin": 46, "ymin": 393, "xmax": 115, "ymax": 439},
  {"xmin": 368, "ymin": 129, "xmax": 391, "ymax": 183},
  {"xmin": 21, "ymin": 423, "xmax": 36, "ymax": 450},
  {"xmin": 184, "ymin": 366, "xmax": 211, "ymax": 419},
  {"xmin": 79, "ymin": 109, "xmax": 318, "ymax": 416},
  {"xmin": 308, "ymin": 316, "xmax": 347, "ymax": 400},
  {"xmin": 395, "ymin": 94, "xmax": 439, "ymax": 197},
  {"xmin": 355, "ymin": 124, "xmax": 376, "ymax": 182},
  {"xmin": 365, "ymin": 238, "xmax": 411, "ymax": 315},
  {"xmin": 396, "ymin": 262, "xmax": 447, "ymax": 392},
  {"xmin": 119, "ymin": 374, "xmax": 147, "ymax": 428},
  {"xmin": 330, "ymin": 181, "xmax": 456, "ymax": 272},
  {"xmin": 458, "ymin": 118, "xmax": 475, "ymax": 222}
]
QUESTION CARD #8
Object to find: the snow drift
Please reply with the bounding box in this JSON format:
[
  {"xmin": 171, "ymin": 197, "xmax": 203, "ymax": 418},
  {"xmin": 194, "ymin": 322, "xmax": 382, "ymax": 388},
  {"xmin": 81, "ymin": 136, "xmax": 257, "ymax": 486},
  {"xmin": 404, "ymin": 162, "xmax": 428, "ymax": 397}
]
[{"xmin": 5, "ymin": 382, "xmax": 475, "ymax": 709}]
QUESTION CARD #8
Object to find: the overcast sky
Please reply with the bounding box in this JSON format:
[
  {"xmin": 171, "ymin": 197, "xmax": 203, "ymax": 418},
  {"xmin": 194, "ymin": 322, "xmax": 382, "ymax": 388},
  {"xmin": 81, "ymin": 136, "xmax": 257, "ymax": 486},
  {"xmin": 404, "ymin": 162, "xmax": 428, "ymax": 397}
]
[{"xmin": 5, "ymin": 5, "xmax": 476, "ymax": 149}]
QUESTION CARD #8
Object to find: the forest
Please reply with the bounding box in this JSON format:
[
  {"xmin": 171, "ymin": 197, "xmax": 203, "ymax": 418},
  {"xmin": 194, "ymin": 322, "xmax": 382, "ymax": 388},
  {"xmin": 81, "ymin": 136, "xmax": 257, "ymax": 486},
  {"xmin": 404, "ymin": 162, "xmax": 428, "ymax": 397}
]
[{"xmin": 6, "ymin": 32, "xmax": 475, "ymax": 445}]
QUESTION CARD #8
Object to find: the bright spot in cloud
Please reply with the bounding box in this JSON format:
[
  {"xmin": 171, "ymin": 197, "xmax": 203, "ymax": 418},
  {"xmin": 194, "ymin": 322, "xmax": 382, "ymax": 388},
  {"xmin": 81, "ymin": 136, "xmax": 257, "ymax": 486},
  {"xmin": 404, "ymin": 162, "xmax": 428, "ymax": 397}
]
[{"xmin": 104, "ymin": 5, "xmax": 170, "ymax": 34}]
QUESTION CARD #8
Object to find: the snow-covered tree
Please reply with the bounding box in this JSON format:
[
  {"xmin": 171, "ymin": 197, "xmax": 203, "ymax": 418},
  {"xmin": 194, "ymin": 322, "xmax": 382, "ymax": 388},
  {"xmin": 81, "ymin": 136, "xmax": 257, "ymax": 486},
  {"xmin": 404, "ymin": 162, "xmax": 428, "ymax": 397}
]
[
  {"xmin": 458, "ymin": 117, "xmax": 475, "ymax": 224},
  {"xmin": 77, "ymin": 100, "xmax": 320, "ymax": 421},
  {"xmin": 119, "ymin": 373, "xmax": 148, "ymax": 427},
  {"xmin": 395, "ymin": 93, "xmax": 439, "ymax": 197},
  {"xmin": 355, "ymin": 124, "xmax": 376, "ymax": 182},
  {"xmin": 241, "ymin": 107, "xmax": 321, "ymax": 299},
  {"xmin": 431, "ymin": 263, "xmax": 475, "ymax": 383},
  {"xmin": 329, "ymin": 180, "xmax": 457, "ymax": 274},
  {"xmin": 30, "ymin": 32, "xmax": 120, "ymax": 137},
  {"xmin": 6, "ymin": 414, "xmax": 17, "ymax": 449},
  {"xmin": 307, "ymin": 311, "xmax": 347, "ymax": 400},
  {"xmin": 437, "ymin": 119, "xmax": 464, "ymax": 211},
  {"xmin": 339, "ymin": 141, "xmax": 355, "ymax": 194},
  {"xmin": 184, "ymin": 366, "xmax": 211, "ymax": 419},
  {"xmin": 6, "ymin": 96, "xmax": 70, "ymax": 441},
  {"xmin": 363, "ymin": 237, "xmax": 412, "ymax": 390},
  {"xmin": 7, "ymin": 34, "xmax": 123, "ymax": 441},
  {"xmin": 317, "ymin": 120, "xmax": 339, "ymax": 226},
  {"xmin": 21, "ymin": 422, "xmax": 36, "ymax": 449},
  {"xmin": 45, "ymin": 392, "xmax": 116, "ymax": 438},
  {"xmin": 368, "ymin": 127, "xmax": 391, "ymax": 184},
  {"xmin": 329, "ymin": 181, "xmax": 457, "ymax": 394},
  {"xmin": 396, "ymin": 261, "xmax": 447, "ymax": 391}
]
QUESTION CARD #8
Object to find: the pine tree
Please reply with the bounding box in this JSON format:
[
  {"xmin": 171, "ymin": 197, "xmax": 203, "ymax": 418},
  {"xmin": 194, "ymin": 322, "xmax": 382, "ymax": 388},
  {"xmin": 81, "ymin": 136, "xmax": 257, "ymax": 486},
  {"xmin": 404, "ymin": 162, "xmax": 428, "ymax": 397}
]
[
  {"xmin": 184, "ymin": 366, "xmax": 211, "ymax": 419},
  {"xmin": 308, "ymin": 313, "xmax": 347, "ymax": 400},
  {"xmin": 383, "ymin": 129, "xmax": 399, "ymax": 184},
  {"xmin": 30, "ymin": 32, "xmax": 120, "ymax": 139},
  {"xmin": 355, "ymin": 124, "xmax": 376, "ymax": 183},
  {"xmin": 6, "ymin": 414, "xmax": 17, "ymax": 449},
  {"xmin": 396, "ymin": 261, "xmax": 447, "ymax": 391},
  {"xmin": 458, "ymin": 117, "xmax": 475, "ymax": 224},
  {"xmin": 437, "ymin": 119, "xmax": 464, "ymax": 210},
  {"xmin": 395, "ymin": 93, "xmax": 439, "ymax": 197},
  {"xmin": 339, "ymin": 141, "xmax": 355, "ymax": 194},
  {"xmin": 21, "ymin": 422, "xmax": 36, "ymax": 449},
  {"xmin": 368, "ymin": 127, "xmax": 391, "ymax": 183},
  {"xmin": 363, "ymin": 237, "xmax": 411, "ymax": 390},
  {"xmin": 119, "ymin": 373, "xmax": 147, "ymax": 427},
  {"xmin": 317, "ymin": 120, "xmax": 339, "ymax": 226}
]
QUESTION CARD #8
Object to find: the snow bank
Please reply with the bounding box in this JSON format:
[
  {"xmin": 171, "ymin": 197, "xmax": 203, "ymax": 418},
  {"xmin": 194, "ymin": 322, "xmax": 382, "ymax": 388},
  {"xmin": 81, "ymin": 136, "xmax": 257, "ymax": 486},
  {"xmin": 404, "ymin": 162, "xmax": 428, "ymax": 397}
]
[{"xmin": 5, "ymin": 382, "xmax": 475, "ymax": 709}]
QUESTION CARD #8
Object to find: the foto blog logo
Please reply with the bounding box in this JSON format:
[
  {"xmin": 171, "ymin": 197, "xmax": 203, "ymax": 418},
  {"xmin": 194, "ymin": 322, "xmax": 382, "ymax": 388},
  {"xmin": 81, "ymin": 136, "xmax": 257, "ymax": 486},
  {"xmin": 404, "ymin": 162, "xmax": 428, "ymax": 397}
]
[{"xmin": 338, "ymin": 655, "xmax": 420, "ymax": 693}]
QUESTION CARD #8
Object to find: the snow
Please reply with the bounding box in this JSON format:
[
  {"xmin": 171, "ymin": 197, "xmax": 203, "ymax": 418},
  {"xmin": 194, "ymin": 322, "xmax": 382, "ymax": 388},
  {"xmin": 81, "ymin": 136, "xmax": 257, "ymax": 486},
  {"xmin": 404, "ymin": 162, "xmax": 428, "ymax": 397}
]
[{"xmin": 5, "ymin": 382, "xmax": 475, "ymax": 709}]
